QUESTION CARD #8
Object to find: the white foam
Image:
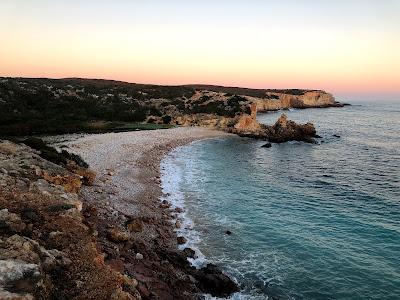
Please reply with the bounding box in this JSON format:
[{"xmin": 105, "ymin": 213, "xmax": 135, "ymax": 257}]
[
  {"xmin": 160, "ymin": 145, "xmax": 209, "ymax": 268},
  {"xmin": 160, "ymin": 141, "xmax": 274, "ymax": 299}
]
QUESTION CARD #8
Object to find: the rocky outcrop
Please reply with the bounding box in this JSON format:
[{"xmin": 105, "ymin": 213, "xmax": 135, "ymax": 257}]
[
  {"xmin": 230, "ymin": 113, "xmax": 319, "ymax": 143},
  {"xmin": 264, "ymin": 114, "xmax": 317, "ymax": 143}
]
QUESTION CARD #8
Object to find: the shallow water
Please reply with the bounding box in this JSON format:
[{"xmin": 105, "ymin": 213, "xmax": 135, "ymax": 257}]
[{"xmin": 161, "ymin": 103, "xmax": 400, "ymax": 300}]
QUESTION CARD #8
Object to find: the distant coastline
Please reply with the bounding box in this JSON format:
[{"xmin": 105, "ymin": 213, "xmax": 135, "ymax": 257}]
[{"xmin": 0, "ymin": 77, "xmax": 346, "ymax": 137}]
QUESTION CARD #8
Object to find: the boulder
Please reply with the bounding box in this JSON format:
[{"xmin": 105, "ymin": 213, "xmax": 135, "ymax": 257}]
[
  {"xmin": 126, "ymin": 219, "xmax": 143, "ymax": 233},
  {"xmin": 0, "ymin": 259, "xmax": 41, "ymax": 298},
  {"xmin": 155, "ymin": 250, "xmax": 239, "ymax": 298},
  {"xmin": 175, "ymin": 220, "xmax": 182, "ymax": 229},
  {"xmin": 135, "ymin": 253, "xmax": 144, "ymax": 260},
  {"xmin": 0, "ymin": 209, "xmax": 26, "ymax": 233},
  {"xmin": 182, "ymin": 248, "xmax": 196, "ymax": 259},
  {"xmin": 194, "ymin": 264, "xmax": 239, "ymax": 297},
  {"xmin": 108, "ymin": 228, "xmax": 130, "ymax": 243},
  {"xmin": 261, "ymin": 143, "xmax": 272, "ymax": 148},
  {"xmin": 177, "ymin": 236, "xmax": 187, "ymax": 245}
]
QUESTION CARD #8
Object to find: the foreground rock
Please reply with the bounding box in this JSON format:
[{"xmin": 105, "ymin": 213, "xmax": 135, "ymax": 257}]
[{"xmin": 0, "ymin": 140, "xmax": 140, "ymax": 300}]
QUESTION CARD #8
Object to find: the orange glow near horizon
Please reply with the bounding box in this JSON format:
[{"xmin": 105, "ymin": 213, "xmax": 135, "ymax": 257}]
[{"xmin": 1, "ymin": 1, "xmax": 399, "ymax": 101}]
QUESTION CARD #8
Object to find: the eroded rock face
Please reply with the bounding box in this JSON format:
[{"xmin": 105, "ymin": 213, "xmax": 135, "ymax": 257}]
[{"xmin": 233, "ymin": 115, "xmax": 257, "ymax": 132}]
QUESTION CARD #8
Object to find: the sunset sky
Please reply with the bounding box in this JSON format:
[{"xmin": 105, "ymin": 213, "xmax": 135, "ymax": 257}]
[{"xmin": 1, "ymin": 0, "xmax": 399, "ymax": 101}]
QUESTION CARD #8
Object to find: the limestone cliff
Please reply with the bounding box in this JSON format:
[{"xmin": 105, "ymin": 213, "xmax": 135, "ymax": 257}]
[{"xmin": 255, "ymin": 90, "xmax": 342, "ymax": 112}]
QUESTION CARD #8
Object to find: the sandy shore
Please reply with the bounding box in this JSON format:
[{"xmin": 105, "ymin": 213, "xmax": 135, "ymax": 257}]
[{"xmin": 61, "ymin": 127, "xmax": 235, "ymax": 299}]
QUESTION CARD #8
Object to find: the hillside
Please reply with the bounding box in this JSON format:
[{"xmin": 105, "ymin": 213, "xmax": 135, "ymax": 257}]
[{"xmin": 0, "ymin": 77, "xmax": 344, "ymax": 136}]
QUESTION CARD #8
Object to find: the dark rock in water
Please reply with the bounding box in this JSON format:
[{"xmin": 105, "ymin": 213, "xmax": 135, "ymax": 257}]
[
  {"xmin": 225, "ymin": 230, "xmax": 232, "ymax": 235},
  {"xmin": 174, "ymin": 207, "xmax": 184, "ymax": 213},
  {"xmin": 156, "ymin": 250, "xmax": 239, "ymax": 298},
  {"xmin": 315, "ymin": 134, "xmax": 322, "ymax": 138},
  {"xmin": 195, "ymin": 263, "xmax": 239, "ymax": 297},
  {"xmin": 261, "ymin": 143, "xmax": 272, "ymax": 148},
  {"xmin": 333, "ymin": 134, "xmax": 341, "ymax": 138},
  {"xmin": 183, "ymin": 247, "xmax": 196, "ymax": 258},
  {"xmin": 177, "ymin": 236, "xmax": 187, "ymax": 245}
]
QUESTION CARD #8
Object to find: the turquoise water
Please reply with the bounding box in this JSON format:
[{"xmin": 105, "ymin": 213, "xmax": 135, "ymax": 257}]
[{"xmin": 161, "ymin": 104, "xmax": 400, "ymax": 300}]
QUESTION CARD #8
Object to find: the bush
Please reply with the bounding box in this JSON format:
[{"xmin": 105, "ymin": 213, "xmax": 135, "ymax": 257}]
[
  {"xmin": 23, "ymin": 138, "xmax": 89, "ymax": 168},
  {"xmin": 162, "ymin": 115, "xmax": 172, "ymax": 124}
]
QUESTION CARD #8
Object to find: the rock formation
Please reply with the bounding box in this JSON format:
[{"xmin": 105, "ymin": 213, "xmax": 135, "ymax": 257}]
[
  {"xmin": 264, "ymin": 114, "xmax": 318, "ymax": 143},
  {"xmin": 230, "ymin": 113, "xmax": 319, "ymax": 143}
]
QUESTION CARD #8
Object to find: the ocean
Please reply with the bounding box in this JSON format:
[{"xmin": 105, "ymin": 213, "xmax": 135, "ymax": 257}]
[{"xmin": 161, "ymin": 103, "xmax": 400, "ymax": 300}]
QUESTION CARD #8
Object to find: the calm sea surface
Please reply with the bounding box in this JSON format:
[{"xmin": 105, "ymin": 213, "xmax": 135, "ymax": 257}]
[{"xmin": 161, "ymin": 103, "xmax": 400, "ymax": 300}]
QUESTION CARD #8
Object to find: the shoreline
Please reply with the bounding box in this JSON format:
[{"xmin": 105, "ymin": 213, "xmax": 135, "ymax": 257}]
[{"xmin": 61, "ymin": 127, "xmax": 237, "ymax": 299}]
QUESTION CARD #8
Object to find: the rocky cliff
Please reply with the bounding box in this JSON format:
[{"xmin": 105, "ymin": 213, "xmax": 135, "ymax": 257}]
[{"xmin": 255, "ymin": 90, "xmax": 342, "ymax": 112}]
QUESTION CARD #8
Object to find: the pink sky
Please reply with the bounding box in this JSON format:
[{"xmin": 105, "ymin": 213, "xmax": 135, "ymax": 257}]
[{"xmin": 1, "ymin": 1, "xmax": 399, "ymax": 101}]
